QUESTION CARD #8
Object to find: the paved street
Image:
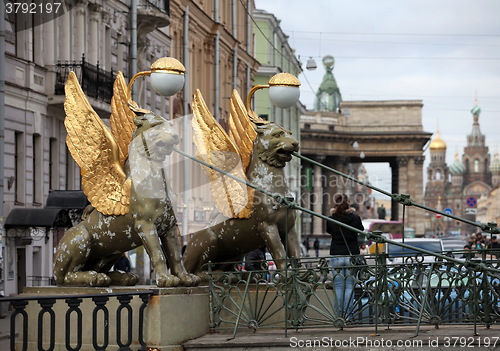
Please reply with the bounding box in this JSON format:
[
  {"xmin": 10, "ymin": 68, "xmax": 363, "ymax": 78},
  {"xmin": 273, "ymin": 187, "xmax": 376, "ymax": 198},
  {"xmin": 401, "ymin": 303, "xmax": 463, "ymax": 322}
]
[
  {"xmin": 184, "ymin": 325, "xmax": 500, "ymax": 350},
  {"xmin": 0, "ymin": 311, "xmax": 11, "ymax": 350}
]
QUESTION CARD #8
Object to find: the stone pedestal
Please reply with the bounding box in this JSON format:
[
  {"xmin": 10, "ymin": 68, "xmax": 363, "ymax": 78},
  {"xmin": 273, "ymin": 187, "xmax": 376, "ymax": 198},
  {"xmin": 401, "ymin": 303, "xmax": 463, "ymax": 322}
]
[{"xmin": 19, "ymin": 285, "xmax": 210, "ymax": 351}]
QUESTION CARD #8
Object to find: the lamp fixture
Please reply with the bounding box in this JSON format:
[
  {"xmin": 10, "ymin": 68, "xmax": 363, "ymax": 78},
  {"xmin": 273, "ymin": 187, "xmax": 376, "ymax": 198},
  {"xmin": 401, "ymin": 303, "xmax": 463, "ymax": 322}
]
[
  {"xmin": 246, "ymin": 72, "xmax": 301, "ymax": 114},
  {"xmin": 306, "ymin": 57, "xmax": 317, "ymax": 71},
  {"xmin": 126, "ymin": 57, "xmax": 186, "ymax": 107}
]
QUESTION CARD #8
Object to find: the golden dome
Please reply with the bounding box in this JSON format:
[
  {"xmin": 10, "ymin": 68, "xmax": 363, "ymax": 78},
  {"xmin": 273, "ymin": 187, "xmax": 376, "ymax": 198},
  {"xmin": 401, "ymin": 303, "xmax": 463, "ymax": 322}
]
[{"xmin": 430, "ymin": 130, "xmax": 446, "ymax": 151}]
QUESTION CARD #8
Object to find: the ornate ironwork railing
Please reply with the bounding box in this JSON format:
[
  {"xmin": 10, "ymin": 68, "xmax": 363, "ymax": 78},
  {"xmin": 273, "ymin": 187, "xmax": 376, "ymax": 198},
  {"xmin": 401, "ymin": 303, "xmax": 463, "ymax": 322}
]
[
  {"xmin": 208, "ymin": 251, "xmax": 500, "ymax": 337},
  {"xmin": 174, "ymin": 147, "xmax": 500, "ymax": 338},
  {"xmin": 0, "ymin": 291, "xmax": 154, "ymax": 351},
  {"xmin": 55, "ymin": 55, "xmax": 115, "ymax": 103}
]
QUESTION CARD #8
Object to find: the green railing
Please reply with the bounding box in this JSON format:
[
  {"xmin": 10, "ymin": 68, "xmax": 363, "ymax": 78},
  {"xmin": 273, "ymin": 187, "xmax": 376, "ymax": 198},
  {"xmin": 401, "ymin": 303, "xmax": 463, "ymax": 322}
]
[
  {"xmin": 173, "ymin": 148, "xmax": 500, "ymax": 336},
  {"xmin": 208, "ymin": 252, "xmax": 500, "ymax": 337}
]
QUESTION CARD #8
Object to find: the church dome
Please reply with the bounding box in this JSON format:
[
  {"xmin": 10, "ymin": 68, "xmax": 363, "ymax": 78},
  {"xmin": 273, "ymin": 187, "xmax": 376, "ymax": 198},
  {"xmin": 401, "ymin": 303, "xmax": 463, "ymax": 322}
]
[
  {"xmin": 429, "ymin": 131, "xmax": 446, "ymax": 151},
  {"xmin": 449, "ymin": 153, "xmax": 465, "ymax": 175},
  {"xmin": 471, "ymin": 102, "xmax": 481, "ymax": 116},
  {"xmin": 490, "ymin": 152, "xmax": 500, "ymax": 174}
]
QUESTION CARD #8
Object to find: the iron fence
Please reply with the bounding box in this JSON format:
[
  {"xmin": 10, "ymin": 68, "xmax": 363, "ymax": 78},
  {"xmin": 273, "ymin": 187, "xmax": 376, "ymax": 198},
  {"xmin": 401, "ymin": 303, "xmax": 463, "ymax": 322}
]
[
  {"xmin": 55, "ymin": 55, "xmax": 115, "ymax": 103},
  {"xmin": 208, "ymin": 250, "xmax": 500, "ymax": 337},
  {"xmin": 174, "ymin": 146, "xmax": 500, "ymax": 337}
]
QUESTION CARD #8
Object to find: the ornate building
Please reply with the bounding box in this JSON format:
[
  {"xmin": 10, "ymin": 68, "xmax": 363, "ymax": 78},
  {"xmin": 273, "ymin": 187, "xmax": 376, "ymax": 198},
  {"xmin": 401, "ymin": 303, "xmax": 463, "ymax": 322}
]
[
  {"xmin": 1, "ymin": 0, "xmax": 176, "ymax": 296},
  {"xmin": 1, "ymin": 0, "xmax": 307, "ymax": 295},
  {"xmin": 300, "ymin": 57, "xmax": 430, "ymax": 236},
  {"xmin": 424, "ymin": 101, "xmax": 494, "ymax": 236}
]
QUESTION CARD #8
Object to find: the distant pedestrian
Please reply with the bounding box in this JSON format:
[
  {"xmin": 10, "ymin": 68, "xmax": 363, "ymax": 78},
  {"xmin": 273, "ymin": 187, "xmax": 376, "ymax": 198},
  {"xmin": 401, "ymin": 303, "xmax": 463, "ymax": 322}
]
[
  {"xmin": 377, "ymin": 205, "xmax": 386, "ymax": 220},
  {"xmin": 359, "ymin": 243, "xmax": 370, "ymax": 255},
  {"xmin": 486, "ymin": 235, "xmax": 500, "ymax": 258},
  {"xmin": 313, "ymin": 238, "xmax": 320, "ymax": 257},
  {"xmin": 302, "ymin": 237, "xmax": 310, "ymax": 251}
]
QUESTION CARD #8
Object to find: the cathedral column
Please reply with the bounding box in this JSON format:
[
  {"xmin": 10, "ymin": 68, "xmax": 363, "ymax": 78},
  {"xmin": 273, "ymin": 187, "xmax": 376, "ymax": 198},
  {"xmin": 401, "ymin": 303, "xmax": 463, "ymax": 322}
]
[
  {"xmin": 394, "ymin": 156, "xmax": 409, "ymax": 223},
  {"xmin": 409, "ymin": 156, "xmax": 426, "ymax": 235},
  {"xmin": 394, "ymin": 156, "xmax": 426, "ymax": 236},
  {"xmin": 312, "ymin": 156, "xmax": 325, "ymax": 235},
  {"xmin": 390, "ymin": 157, "xmax": 404, "ymax": 221}
]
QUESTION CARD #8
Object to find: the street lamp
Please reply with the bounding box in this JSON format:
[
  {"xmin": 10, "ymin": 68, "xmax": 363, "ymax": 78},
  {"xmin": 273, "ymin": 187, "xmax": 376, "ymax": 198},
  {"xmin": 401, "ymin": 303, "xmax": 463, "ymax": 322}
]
[
  {"xmin": 245, "ymin": 72, "xmax": 301, "ymax": 118},
  {"xmin": 126, "ymin": 57, "xmax": 186, "ymax": 106},
  {"xmin": 306, "ymin": 57, "xmax": 317, "ymax": 71}
]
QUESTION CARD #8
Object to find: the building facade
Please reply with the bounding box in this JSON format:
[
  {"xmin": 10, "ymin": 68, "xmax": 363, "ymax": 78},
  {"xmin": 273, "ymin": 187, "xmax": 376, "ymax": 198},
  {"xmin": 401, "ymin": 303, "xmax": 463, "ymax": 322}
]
[
  {"xmin": 166, "ymin": 0, "xmax": 260, "ymax": 239},
  {"xmin": 251, "ymin": 8, "xmax": 303, "ymax": 234},
  {"xmin": 424, "ymin": 101, "xmax": 496, "ymax": 236},
  {"xmin": 1, "ymin": 0, "xmax": 310, "ymax": 295},
  {"xmin": 1, "ymin": 0, "xmax": 178, "ymax": 295}
]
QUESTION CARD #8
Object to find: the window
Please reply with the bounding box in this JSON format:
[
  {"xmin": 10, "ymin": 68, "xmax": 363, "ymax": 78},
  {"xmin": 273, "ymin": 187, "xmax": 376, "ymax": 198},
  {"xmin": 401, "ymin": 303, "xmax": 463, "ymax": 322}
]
[
  {"xmin": 65, "ymin": 144, "xmax": 79, "ymax": 190},
  {"xmin": 15, "ymin": 132, "xmax": 26, "ymax": 204},
  {"xmin": 33, "ymin": 134, "xmax": 42, "ymax": 205},
  {"xmin": 50, "ymin": 138, "xmax": 58, "ymax": 191},
  {"xmin": 5, "ymin": 10, "xmax": 16, "ymax": 54},
  {"xmin": 474, "ymin": 159, "xmax": 479, "ymax": 173},
  {"xmin": 194, "ymin": 210, "xmax": 206, "ymax": 222},
  {"xmin": 435, "ymin": 170, "xmax": 441, "ymax": 181}
]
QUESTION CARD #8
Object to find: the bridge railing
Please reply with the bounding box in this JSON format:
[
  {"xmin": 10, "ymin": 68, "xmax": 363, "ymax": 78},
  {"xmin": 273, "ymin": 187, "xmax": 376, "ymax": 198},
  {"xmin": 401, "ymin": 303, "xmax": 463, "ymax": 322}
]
[
  {"xmin": 208, "ymin": 251, "xmax": 500, "ymax": 337},
  {"xmin": 0, "ymin": 290, "xmax": 154, "ymax": 351},
  {"xmin": 172, "ymin": 148, "xmax": 500, "ymax": 337}
]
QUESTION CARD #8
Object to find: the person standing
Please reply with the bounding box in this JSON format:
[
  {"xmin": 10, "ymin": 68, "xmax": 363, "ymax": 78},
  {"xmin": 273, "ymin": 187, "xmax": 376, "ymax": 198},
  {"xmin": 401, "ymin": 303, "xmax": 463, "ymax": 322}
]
[
  {"xmin": 359, "ymin": 243, "xmax": 370, "ymax": 255},
  {"xmin": 302, "ymin": 237, "xmax": 310, "ymax": 252},
  {"xmin": 377, "ymin": 204, "xmax": 386, "ymax": 220},
  {"xmin": 313, "ymin": 238, "xmax": 320, "ymax": 257},
  {"xmin": 486, "ymin": 235, "xmax": 500, "ymax": 258},
  {"xmin": 326, "ymin": 194, "xmax": 364, "ymax": 315}
]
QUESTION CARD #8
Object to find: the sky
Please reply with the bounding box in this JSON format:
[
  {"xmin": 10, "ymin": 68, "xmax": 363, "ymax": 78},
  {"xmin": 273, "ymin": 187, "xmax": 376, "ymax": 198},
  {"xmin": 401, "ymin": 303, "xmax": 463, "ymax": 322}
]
[{"xmin": 254, "ymin": 0, "xmax": 500, "ymax": 196}]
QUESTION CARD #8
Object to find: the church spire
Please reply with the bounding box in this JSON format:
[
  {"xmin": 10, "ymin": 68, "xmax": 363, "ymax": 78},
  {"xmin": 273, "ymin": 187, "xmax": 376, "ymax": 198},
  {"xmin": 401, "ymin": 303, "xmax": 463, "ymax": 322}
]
[{"xmin": 467, "ymin": 97, "xmax": 485, "ymax": 147}]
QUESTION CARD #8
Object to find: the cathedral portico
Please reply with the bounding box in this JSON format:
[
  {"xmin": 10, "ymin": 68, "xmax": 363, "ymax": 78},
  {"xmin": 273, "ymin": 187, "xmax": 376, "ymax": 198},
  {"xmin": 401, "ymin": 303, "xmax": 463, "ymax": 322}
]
[
  {"xmin": 300, "ymin": 57, "xmax": 430, "ymax": 236},
  {"xmin": 300, "ymin": 115, "xmax": 430, "ymax": 234}
]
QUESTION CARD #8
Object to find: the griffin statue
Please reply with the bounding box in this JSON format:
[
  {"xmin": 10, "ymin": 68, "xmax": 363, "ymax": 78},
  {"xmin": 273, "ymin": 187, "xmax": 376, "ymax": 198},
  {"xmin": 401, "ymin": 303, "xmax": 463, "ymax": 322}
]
[{"xmin": 53, "ymin": 71, "xmax": 200, "ymax": 287}]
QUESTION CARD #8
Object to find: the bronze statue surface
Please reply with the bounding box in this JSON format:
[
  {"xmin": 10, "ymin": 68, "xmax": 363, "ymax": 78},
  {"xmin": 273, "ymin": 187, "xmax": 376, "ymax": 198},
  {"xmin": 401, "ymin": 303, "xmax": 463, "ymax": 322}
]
[
  {"xmin": 183, "ymin": 90, "xmax": 301, "ymax": 277},
  {"xmin": 53, "ymin": 72, "xmax": 199, "ymax": 287}
]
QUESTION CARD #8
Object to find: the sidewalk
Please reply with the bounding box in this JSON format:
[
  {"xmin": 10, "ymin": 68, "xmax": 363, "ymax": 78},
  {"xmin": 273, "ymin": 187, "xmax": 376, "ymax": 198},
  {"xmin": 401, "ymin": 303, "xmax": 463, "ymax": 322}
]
[
  {"xmin": 0, "ymin": 310, "xmax": 12, "ymax": 350},
  {"xmin": 183, "ymin": 325, "xmax": 500, "ymax": 350}
]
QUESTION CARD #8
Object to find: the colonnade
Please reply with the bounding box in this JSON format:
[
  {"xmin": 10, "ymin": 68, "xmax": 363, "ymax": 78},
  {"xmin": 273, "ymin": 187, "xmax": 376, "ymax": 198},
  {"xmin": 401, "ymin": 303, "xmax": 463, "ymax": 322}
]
[{"xmin": 301, "ymin": 154, "xmax": 426, "ymax": 236}]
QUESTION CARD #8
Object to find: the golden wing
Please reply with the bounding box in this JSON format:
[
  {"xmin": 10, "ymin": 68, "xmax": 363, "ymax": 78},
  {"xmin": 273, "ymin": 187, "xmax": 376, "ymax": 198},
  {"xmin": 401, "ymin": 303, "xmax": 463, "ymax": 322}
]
[
  {"xmin": 64, "ymin": 71, "xmax": 131, "ymax": 216},
  {"xmin": 192, "ymin": 89, "xmax": 252, "ymax": 218},
  {"xmin": 110, "ymin": 71, "xmax": 137, "ymax": 167},
  {"xmin": 227, "ymin": 90, "xmax": 257, "ymax": 172}
]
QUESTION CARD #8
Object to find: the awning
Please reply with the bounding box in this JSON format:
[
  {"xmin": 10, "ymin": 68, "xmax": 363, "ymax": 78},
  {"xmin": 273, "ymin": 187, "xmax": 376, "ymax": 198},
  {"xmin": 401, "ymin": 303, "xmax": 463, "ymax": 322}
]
[
  {"xmin": 4, "ymin": 208, "xmax": 72, "ymax": 229},
  {"xmin": 45, "ymin": 190, "xmax": 89, "ymax": 209}
]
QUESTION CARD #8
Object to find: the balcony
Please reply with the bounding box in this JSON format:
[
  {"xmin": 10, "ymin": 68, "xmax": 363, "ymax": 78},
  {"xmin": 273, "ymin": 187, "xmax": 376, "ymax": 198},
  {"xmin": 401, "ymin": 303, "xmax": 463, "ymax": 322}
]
[{"xmin": 54, "ymin": 54, "xmax": 115, "ymax": 104}]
